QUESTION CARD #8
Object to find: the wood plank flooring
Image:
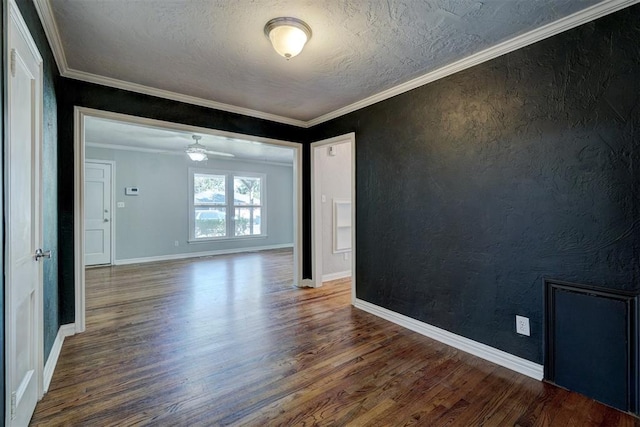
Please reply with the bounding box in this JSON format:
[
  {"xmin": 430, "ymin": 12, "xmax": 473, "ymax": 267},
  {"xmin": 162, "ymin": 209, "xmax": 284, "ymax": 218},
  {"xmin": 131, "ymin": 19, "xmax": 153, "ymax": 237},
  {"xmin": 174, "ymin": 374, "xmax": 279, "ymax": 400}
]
[{"xmin": 31, "ymin": 249, "xmax": 638, "ymax": 426}]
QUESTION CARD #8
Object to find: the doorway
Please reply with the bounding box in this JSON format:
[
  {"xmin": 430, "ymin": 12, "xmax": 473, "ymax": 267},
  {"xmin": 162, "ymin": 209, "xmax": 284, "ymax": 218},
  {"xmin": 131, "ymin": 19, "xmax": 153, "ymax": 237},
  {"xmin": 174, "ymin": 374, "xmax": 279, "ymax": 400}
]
[
  {"xmin": 84, "ymin": 161, "xmax": 115, "ymax": 266},
  {"xmin": 73, "ymin": 107, "xmax": 304, "ymax": 332},
  {"xmin": 311, "ymin": 133, "xmax": 356, "ymax": 303}
]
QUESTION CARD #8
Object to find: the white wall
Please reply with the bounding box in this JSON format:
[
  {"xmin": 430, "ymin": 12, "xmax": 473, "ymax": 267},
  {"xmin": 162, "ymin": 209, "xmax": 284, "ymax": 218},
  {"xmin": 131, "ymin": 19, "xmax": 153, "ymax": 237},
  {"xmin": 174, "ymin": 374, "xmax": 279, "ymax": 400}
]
[
  {"xmin": 317, "ymin": 142, "xmax": 352, "ymax": 278},
  {"xmin": 86, "ymin": 147, "xmax": 294, "ymax": 262}
]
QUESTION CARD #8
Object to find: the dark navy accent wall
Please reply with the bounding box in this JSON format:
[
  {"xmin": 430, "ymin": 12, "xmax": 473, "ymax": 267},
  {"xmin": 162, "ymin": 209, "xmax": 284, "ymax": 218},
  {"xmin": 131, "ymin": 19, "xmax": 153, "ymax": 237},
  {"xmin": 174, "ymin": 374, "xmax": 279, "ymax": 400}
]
[
  {"xmin": 15, "ymin": 0, "xmax": 60, "ymax": 362},
  {"xmin": 310, "ymin": 5, "xmax": 640, "ymax": 363},
  {"xmin": 56, "ymin": 79, "xmax": 308, "ymax": 323},
  {"xmin": 302, "ymin": 142, "xmax": 311, "ymax": 277}
]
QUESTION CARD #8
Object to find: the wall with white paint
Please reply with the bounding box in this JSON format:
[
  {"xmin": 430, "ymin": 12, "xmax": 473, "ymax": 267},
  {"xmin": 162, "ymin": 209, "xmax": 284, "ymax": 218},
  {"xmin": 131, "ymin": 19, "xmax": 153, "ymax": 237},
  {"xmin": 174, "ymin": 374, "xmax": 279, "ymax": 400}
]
[
  {"xmin": 316, "ymin": 141, "xmax": 352, "ymax": 279},
  {"xmin": 86, "ymin": 147, "xmax": 294, "ymax": 262}
]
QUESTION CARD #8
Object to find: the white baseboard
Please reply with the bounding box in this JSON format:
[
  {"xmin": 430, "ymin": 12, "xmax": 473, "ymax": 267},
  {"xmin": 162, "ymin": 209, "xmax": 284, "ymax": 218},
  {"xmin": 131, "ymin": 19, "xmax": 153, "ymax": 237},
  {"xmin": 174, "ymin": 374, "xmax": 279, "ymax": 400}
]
[
  {"xmin": 43, "ymin": 323, "xmax": 76, "ymax": 393},
  {"xmin": 354, "ymin": 299, "xmax": 544, "ymax": 380},
  {"xmin": 113, "ymin": 243, "xmax": 293, "ymax": 266},
  {"xmin": 298, "ymin": 279, "xmax": 315, "ymax": 288},
  {"xmin": 322, "ymin": 270, "xmax": 352, "ymax": 282}
]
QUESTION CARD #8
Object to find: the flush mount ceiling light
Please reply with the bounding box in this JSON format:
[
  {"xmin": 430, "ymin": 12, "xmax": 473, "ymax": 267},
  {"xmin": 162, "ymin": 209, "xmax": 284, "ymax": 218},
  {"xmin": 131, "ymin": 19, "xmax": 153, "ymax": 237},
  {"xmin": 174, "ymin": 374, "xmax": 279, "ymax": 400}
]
[
  {"xmin": 185, "ymin": 135, "xmax": 208, "ymax": 161},
  {"xmin": 264, "ymin": 17, "xmax": 312, "ymax": 60}
]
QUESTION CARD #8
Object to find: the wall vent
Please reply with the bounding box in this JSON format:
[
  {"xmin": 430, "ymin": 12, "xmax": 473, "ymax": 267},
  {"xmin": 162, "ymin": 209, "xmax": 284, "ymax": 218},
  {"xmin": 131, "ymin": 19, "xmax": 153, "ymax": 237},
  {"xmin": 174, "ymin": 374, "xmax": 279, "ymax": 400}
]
[{"xmin": 545, "ymin": 279, "xmax": 638, "ymax": 414}]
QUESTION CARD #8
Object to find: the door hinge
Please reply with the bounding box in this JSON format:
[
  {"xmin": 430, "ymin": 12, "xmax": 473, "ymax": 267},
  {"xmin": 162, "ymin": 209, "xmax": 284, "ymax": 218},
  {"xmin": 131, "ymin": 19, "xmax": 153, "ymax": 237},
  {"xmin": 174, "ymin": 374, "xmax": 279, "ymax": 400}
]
[
  {"xmin": 10, "ymin": 49, "xmax": 16, "ymax": 77},
  {"xmin": 10, "ymin": 391, "xmax": 16, "ymax": 420}
]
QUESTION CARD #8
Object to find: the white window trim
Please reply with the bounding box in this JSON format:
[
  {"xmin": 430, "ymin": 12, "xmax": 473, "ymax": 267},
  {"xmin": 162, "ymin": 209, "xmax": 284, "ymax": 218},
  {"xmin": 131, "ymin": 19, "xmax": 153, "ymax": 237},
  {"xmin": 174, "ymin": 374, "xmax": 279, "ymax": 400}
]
[{"xmin": 188, "ymin": 168, "xmax": 267, "ymax": 242}]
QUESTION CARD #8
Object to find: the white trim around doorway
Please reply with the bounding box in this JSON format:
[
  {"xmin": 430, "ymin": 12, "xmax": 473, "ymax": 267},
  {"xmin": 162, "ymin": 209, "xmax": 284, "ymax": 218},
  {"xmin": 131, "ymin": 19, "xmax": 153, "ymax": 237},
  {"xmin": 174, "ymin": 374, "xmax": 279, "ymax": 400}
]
[
  {"xmin": 73, "ymin": 106, "xmax": 305, "ymax": 333},
  {"xmin": 310, "ymin": 133, "xmax": 356, "ymax": 305}
]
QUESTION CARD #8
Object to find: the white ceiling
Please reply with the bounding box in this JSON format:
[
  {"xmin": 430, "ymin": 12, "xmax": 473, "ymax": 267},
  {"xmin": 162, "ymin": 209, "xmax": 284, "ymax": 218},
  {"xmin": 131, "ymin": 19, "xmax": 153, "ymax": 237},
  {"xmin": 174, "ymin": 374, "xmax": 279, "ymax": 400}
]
[
  {"xmin": 85, "ymin": 117, "xmax": 294, "ymax": 165},
  {"xmin": 39, "ymin": 0, "xmax": 627, "ymax": 125}
]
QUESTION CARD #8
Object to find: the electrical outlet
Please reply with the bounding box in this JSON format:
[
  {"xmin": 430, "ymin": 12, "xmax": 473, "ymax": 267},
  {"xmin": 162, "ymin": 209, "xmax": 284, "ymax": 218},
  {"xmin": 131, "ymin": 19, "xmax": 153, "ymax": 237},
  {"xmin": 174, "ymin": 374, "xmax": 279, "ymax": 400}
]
[
  {"xmin": 174, "ymin": 240, "xmax": 179, "ymax": 247},
  {"xmin": 515, "ymin": 315, "xmax": 530, "ymax": 336},
  {"xmin": 117, "ymin": 202, "xmax": 125, "ymax": 208},
  {"xmin": 343, "ymin": 252, "xmax": 349, "ymax": 261}
]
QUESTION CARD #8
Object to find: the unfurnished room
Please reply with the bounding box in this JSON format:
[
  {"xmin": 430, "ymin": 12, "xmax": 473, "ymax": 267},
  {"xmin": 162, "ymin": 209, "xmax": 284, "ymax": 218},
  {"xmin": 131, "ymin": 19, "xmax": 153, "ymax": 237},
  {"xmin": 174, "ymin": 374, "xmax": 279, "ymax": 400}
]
[{"xmin": 2, "ymin": 0, "xmax": 640, "ymax": 426}]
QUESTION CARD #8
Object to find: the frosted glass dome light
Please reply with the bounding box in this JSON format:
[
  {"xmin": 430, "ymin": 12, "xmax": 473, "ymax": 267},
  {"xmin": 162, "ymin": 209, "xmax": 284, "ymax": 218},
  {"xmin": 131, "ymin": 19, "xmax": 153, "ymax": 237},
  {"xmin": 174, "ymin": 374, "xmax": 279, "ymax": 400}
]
[
  {"xmin": 185, "ymin": 135, "xmax": 208, "ymax": 162},
  {"xmin": 264, "ymin": 18, "xmax": 312, "ymax": 60}
]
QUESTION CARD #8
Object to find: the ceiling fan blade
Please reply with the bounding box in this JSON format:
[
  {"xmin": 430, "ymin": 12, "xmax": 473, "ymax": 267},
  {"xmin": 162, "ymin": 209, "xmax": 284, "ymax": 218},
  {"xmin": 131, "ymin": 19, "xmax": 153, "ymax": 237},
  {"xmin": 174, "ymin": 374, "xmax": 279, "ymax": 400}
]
[{"xmin": 204, "ymin": 150, "xmax": 235, "ymax": 157}]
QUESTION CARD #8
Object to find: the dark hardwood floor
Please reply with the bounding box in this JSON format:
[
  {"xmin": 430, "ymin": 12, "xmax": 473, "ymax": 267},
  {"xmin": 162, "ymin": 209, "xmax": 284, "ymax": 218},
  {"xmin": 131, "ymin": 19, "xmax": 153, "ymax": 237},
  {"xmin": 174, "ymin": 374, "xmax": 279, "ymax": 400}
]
[{"xmin": 31, "ymin": 249, "xmax": 638, "ymax": 426}]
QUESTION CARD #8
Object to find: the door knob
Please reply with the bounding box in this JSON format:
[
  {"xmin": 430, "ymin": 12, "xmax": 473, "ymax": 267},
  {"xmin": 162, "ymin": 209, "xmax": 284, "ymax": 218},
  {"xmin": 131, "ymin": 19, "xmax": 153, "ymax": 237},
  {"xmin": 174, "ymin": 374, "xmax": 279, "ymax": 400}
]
[{"xmin": 35, "ymin": 248, "xmax": 51, "ymax": 260}]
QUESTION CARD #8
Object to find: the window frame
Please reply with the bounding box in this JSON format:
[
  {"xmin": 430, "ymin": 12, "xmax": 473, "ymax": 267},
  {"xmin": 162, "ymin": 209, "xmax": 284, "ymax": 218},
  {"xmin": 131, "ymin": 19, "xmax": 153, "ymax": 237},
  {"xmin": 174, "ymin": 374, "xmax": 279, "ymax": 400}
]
[
  {"xmin": 191, "ymin": 171, "xmax": 228, "ymax": 240},
  {"xmin": 188, "ymin": 168, "xmax": 267, "ymax": 242},
  {"xmin": 232, "ymin": 174, "xmax": 265, "ymax": 238}
]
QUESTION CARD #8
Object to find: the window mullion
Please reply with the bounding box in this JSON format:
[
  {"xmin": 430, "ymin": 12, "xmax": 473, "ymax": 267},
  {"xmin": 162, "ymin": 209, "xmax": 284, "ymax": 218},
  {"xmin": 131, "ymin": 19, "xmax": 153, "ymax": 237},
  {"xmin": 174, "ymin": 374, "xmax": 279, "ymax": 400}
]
[{"xmin": 227, "ymin": 174, "xmax": 234, "ymax": 238}]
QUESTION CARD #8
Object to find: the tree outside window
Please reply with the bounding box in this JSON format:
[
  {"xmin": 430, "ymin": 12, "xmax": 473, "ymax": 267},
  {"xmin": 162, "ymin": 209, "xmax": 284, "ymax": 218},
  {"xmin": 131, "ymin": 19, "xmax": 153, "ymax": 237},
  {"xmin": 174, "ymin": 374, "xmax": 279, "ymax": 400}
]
[
  {"xmin": 190, "ymin": 169, "xmax": 265, "ymax": 241},
  {"xmin": 234, "ymin": 176, "xmax": 262, "ymax": 237}
]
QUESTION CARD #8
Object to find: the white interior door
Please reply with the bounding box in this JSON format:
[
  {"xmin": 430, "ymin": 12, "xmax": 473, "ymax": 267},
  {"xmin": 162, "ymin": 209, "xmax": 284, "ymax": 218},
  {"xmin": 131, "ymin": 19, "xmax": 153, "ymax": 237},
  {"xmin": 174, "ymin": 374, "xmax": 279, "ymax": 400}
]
[
  {"xmin": 84, "ymin": 162, "xmax": 112, "ymax": 266},
  {"xmin": 6, "ymin": 2, "xmax": 44, "ymax": 425}
]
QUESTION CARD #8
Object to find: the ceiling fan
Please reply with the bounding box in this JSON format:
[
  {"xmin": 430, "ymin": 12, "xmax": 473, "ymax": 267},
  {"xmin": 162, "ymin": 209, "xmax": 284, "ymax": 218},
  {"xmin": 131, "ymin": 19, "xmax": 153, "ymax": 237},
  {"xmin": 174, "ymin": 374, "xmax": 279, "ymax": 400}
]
[{"xmin": 185, "ymin": 135, "xmax": 235, "ymax": 161}]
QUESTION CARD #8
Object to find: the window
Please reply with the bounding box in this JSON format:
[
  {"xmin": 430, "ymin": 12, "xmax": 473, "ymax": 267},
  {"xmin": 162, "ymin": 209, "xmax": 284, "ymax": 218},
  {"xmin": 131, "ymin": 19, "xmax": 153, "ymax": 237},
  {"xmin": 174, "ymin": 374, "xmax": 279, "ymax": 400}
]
[
  {"xmin": 233, "ymin": 176, "xmax": 262, "ymax": 237},
  {"xmin": 193, "ymin": 173, "xmax": 227, "ymax": 239},
  {"xmin": 189, "ymin": 169, "xmax": 265, "ymax": 241}
]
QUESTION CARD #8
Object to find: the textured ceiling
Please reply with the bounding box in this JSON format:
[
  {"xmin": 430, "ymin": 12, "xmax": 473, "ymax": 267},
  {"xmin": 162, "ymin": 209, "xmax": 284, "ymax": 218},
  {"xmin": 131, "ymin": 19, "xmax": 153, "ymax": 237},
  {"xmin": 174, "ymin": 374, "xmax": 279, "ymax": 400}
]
[
  {"xmin": 85, "ymin": 117, "xmax": 294, "ymax": 164},
  {"xmin": 49, "ymin": 0, "xmax": 603, "ymax": 122}
]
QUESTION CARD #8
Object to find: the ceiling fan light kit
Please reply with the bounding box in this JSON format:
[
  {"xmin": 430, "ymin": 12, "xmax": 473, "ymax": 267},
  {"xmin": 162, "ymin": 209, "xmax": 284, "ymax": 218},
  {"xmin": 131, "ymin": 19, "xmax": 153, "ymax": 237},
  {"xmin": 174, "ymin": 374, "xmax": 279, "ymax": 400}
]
[
  {"xmin": 185, "ymin": 135, "xmax": 208, "ymax": 161},
  {"xmin": 264, "ymin": 17, "xmax": 312, "ymax": 60}
]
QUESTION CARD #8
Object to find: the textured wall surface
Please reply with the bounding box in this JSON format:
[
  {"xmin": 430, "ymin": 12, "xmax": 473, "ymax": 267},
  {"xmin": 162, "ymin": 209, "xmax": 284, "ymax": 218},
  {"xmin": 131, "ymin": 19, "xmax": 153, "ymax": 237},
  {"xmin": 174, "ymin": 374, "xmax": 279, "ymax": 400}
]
[
  {"xmin": 57, "ymin": 79, "xmax": 307, "ymax": 323},
  {"xmin": 310, "ymin": 5, "xmax": 640, "ymax": 363},
  {"xmin": 16, "ymin": 0, "xmax": 60, "ymax": 362},
  {"xmin": 86, "ymin": 147, "xmax": 294, "ymax": 260}
]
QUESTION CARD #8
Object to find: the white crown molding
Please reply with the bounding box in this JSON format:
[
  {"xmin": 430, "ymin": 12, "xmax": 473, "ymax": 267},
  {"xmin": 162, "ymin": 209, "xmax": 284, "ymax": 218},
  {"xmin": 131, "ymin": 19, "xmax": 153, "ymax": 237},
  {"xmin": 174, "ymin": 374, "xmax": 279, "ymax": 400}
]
[
  {"xmin": 355, "ymin": 299, "xmax": 544, "ymax": 380},
  {"xmin": 63, "ymin": 68, "xmax": 309, "ymax": 128},
  {"xmin": 34, "ymin": 0, "xmax": 639, "ymax": 129},
  {"xmin": 32, "ymin": 0, "xmax": 66, "ymax": 73},
  {"xmin": 32, "ymin": 0, "xmax": 306, "ymax": 128},
  {"xmin": 306, "ymin": 0, "xmax": 640, "ymax": 127}
]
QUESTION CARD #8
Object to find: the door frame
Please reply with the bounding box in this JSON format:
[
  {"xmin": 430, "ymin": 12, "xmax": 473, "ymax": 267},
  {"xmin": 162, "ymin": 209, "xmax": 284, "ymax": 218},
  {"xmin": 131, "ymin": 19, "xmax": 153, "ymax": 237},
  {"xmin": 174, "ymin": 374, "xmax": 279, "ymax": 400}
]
[
  {"xmin": 310, "ymin": 133, "xmax": 356, "ymax": 304},
  {"xmin": 85, "ymin": 159, "xmax": 116, "ymax": 266},
  {"xmin": 4, "ymin": 0, "xmax": 45, "ymax": 422},
  {"xmin": 73, "ymin": 106, "xmax": 304, "ymax": 332}
]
